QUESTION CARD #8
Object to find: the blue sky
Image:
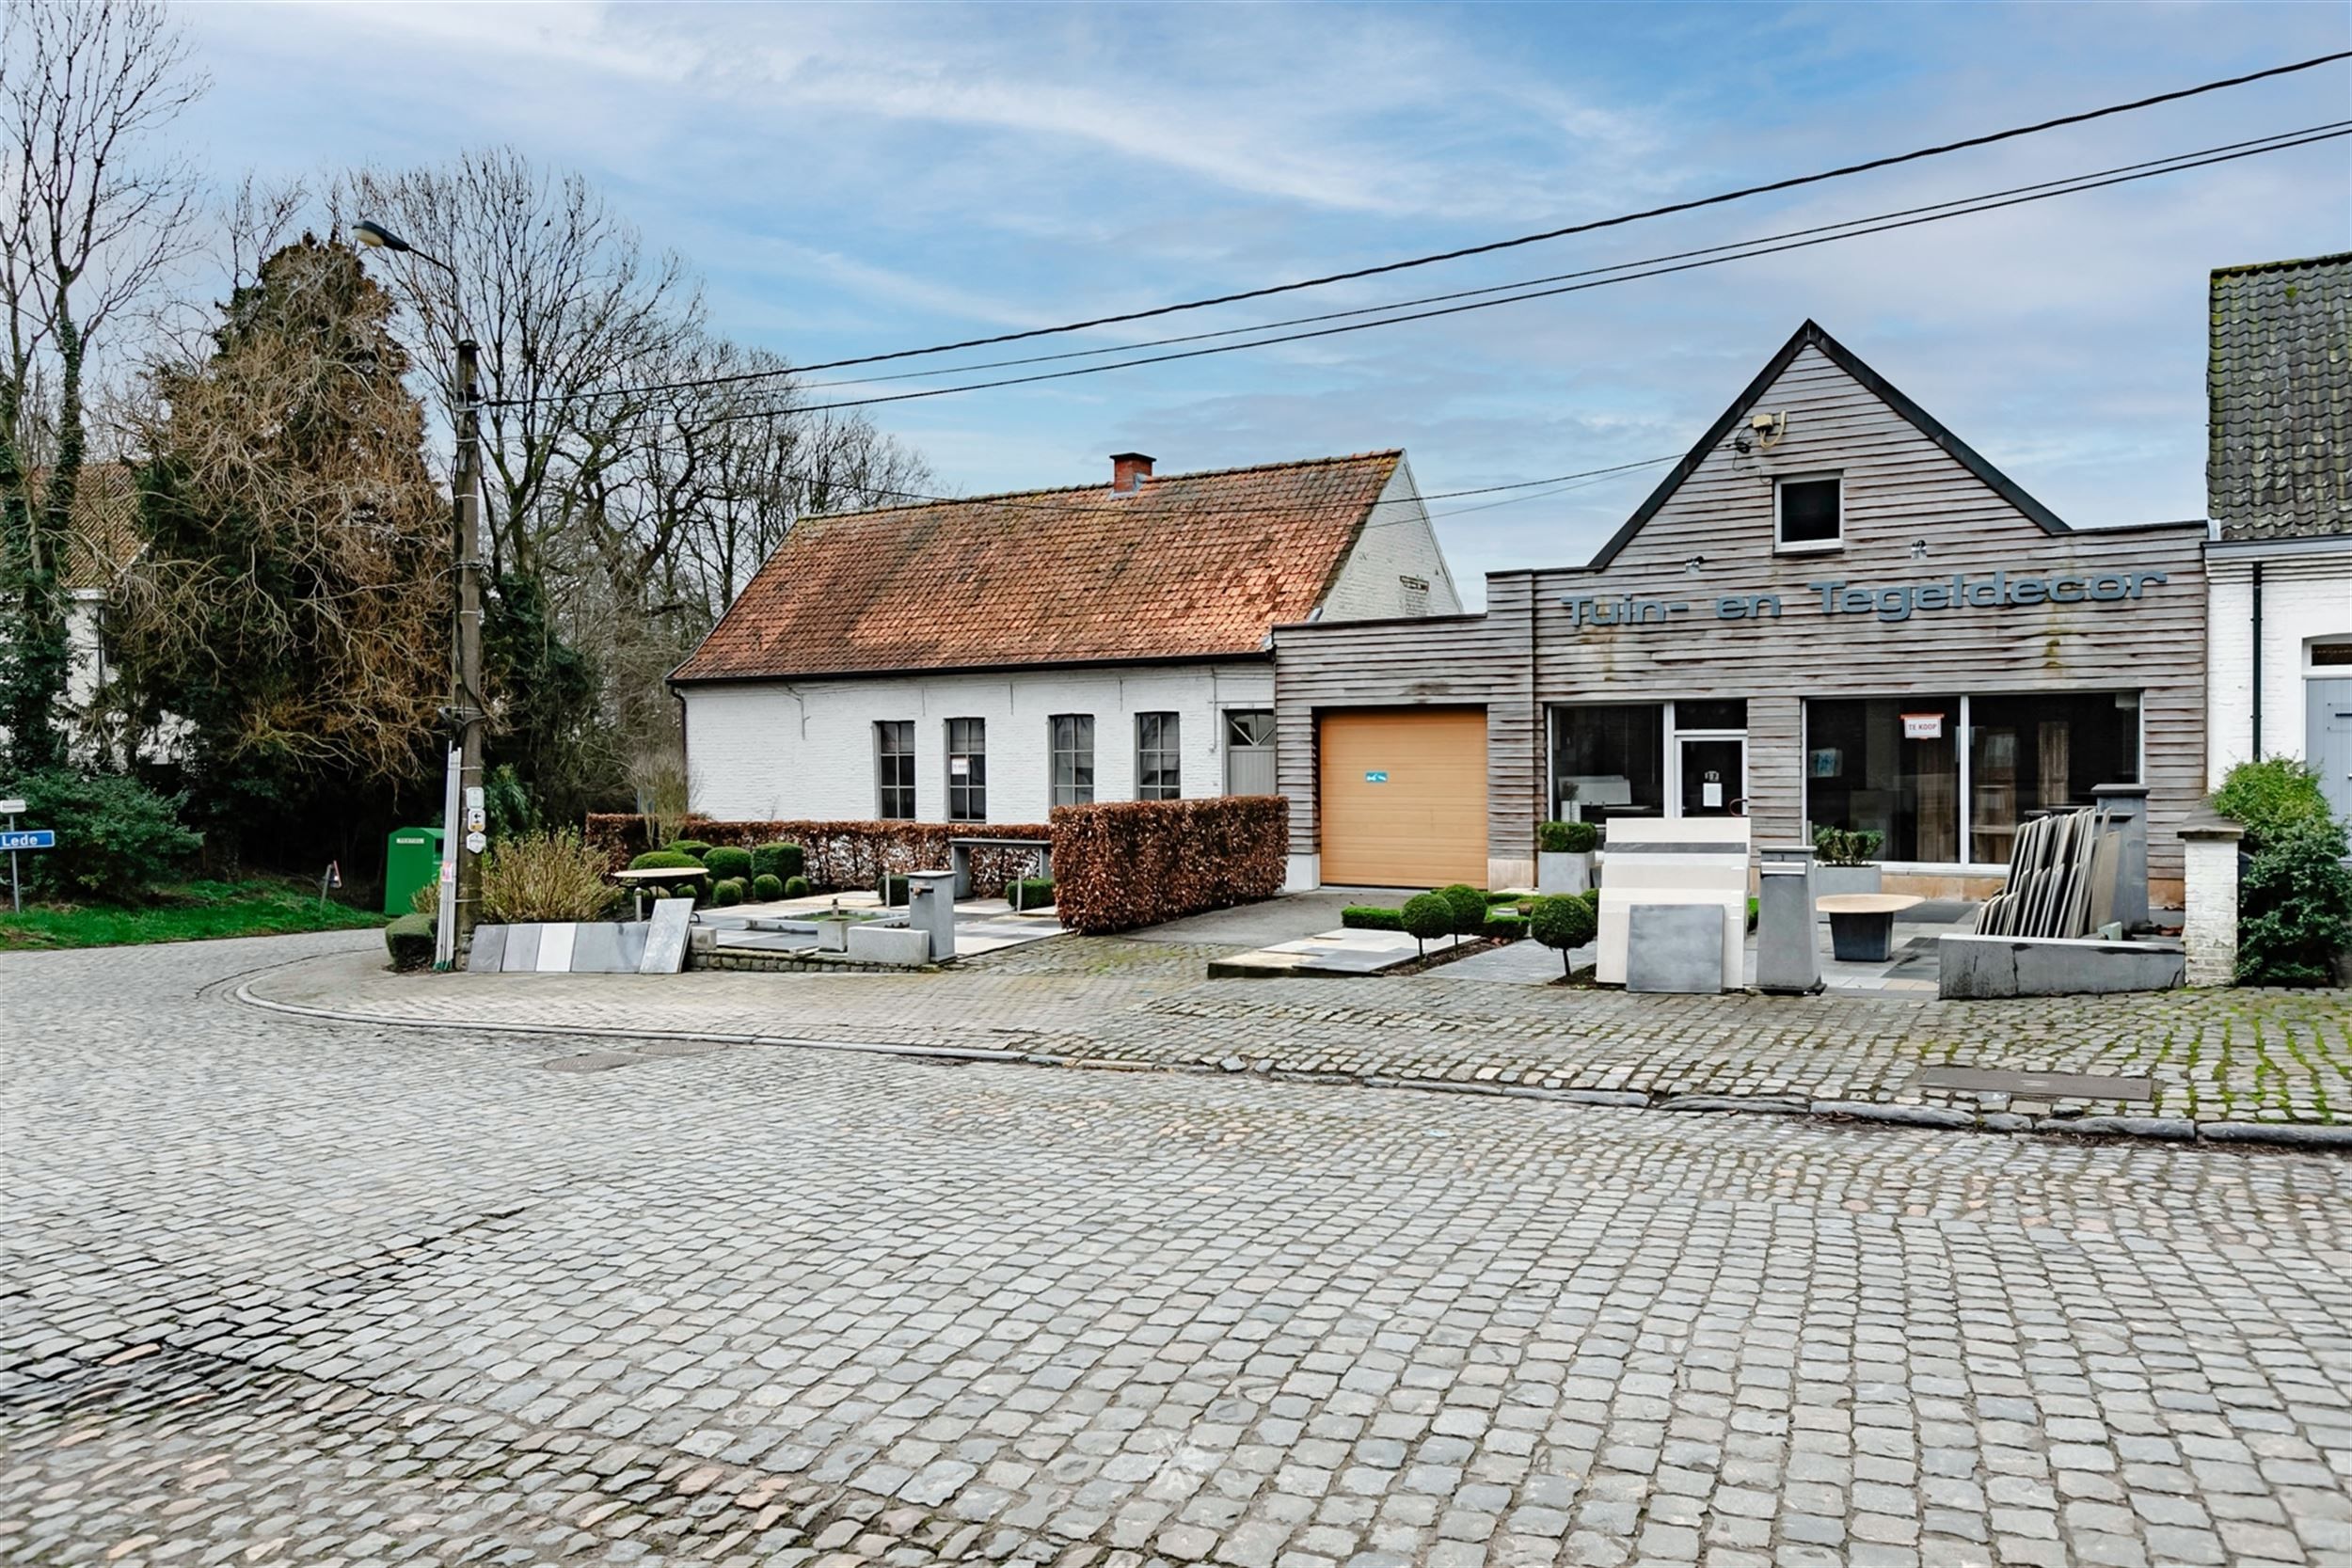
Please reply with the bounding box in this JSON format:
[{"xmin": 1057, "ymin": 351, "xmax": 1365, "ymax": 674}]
[{"xmin": 180, "ymin": 3, "xmax": 2349, "ymax": 604}]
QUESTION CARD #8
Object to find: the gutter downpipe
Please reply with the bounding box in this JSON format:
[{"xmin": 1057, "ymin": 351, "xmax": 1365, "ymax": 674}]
[{"xmin": 2250, "ymin": 559, "xmax": 2264, "ymax": 759}]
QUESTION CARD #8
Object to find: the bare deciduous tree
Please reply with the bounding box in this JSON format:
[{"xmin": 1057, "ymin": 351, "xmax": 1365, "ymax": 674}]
[{"xmin": 0, "ymin": 0, "xmax": 205, "ymax": 769}]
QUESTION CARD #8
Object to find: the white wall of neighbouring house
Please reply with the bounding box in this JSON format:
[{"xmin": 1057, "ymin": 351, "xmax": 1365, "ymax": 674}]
[
  {"xmin": 683, "ymin": 661, "xmax": 1275, "ymax": 824},
  {"xmin": 1318, "ymin": 459, "xmax": 1464, "ymax": 621},
  {"xmin": 2206, "ymin": 544, "xmax": 2352, "ymax": 785}
]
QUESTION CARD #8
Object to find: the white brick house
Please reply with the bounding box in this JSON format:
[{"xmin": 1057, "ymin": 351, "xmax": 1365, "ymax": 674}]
[
  {"xmin": 673, "ymin": 451, "xmax": 1459, "ymax": 824},
  {"xmin": 2203, "ymin": 254, "xmax": 2352, "ymax": 823}
]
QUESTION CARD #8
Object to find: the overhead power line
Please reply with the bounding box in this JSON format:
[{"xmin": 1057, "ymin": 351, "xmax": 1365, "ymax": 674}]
[
  {"xmin": 586, "ymin": 120, "xmax": 2350, "ymax": 436},
  {"xmin": 485, "ymin": 50, "xmax": 2352, "ymax": 411}
]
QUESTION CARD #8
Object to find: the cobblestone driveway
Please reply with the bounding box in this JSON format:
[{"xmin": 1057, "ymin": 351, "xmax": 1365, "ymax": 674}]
[{"xmin": 4, "ymin": 933, "xmax": 2349, "ymax": 1568}]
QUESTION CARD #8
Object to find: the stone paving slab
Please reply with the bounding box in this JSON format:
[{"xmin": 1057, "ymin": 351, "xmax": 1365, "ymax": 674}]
[
  {"xmin": 3, "ymin": 932, "xmax": 2349, "ymax": 1568},
  {"xmin": 243, "ymin": 934, "xmax": 2352, "ymax": 1133}
]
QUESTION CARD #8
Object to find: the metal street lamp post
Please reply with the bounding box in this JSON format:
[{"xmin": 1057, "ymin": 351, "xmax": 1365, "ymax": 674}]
[{"xmin": 354, "ymin": 220, "xmax": 485, "ymax": 970}]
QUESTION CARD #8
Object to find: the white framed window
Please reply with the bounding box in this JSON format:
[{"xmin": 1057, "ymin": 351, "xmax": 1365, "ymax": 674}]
[
  {"xmin": 1049, "ymin": 714, "xmax": 1094, "ymax": 807},
  {"xmin": 1136, "ymin": 712, "xmax": 1182, "ymax": 800},
  {"xmin": 1774, "ymin": 474, "xmax": 1843, "ymax": 552},
  {"xmin": 875, "ymin": 721, "xmax": 915, "ymax": 820},
  {"xmin": 946, "ymin": 718, "xmax": 986, "ymax": 822}
]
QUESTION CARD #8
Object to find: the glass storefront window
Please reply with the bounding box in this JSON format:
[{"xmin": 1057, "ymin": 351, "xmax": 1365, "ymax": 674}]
[
  {"xmin": 1967, "ymin": 691, "xmax": 2140, "ymax": 865},
  {"xmin": 1550, "ymin": 705, "xmax": 1664, "ymax": 824},
  {"xmin": 1805, "ymin": 697, "xmax": 1961, "ymax": 863}
]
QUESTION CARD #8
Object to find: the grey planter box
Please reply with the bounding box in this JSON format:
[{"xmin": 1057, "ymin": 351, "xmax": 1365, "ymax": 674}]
[
  {"xmin": 1536, "ymin": 850, "xmax": 1592, "ymax": 896},
  {"xmin": 1815, "ymin": 863, "xmax": 1883, "ymax": 901},
  {"xmin": 816, "ymin": 915, "xmax": 852, "ymax": 953}
]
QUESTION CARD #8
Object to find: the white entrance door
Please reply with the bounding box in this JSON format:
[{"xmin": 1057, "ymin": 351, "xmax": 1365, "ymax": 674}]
[{"xmin": 2309, "ymin": 677, "xmax": 2352, "ymax": 826}]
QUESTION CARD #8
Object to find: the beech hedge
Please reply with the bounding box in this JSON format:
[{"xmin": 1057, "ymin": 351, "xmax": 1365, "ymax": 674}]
[
  {"xmin": 1048, "ymin": 797, "xmax": 1288, "ymax": 935},
  {"xmin": 585, "ymin": 815, "xmax": 1050, "ymax": 896}
]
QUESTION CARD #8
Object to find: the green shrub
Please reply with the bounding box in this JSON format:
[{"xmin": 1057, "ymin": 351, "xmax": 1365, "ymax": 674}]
[
  {"xmin": 668, "ymin": 839, "xmax": 713, "ymax": 861},
  {"xmin": 483, "ymin": 764, "xmax": 539, "ymax": 842},
  {"xmin": 1009, "ymin": 876, "xmax": 1055, "ymax": 911},
  {"xmin": 384, "ymin": 911, "xmax": 435, "ymax": 971},
  {"xmin": 711, "ymin": 878, "xmax": 744, "ymax": 907},
  {"xmin": 1581, "ymin": 886, "xmax": 1601, "ymax": 912},
  {"xmin": 1483, "ymin": 911, "xmax": 1529, "ymax": 941},
  {"xmin": 13, "ymin": 768, "xmax": 200, "ymax": 901},
  {"xmin": 1531, "ymin": 894, "xmax": 1597, "ymax": 976},
  {"xmin": 628, "ymin": 848, "xmax": 701, "ymax": 871},
  {"xmin": 703, "ymin": 845, "xmax": 753, "ymax": 881},
  {"xmin": 1341, "ymin": 905, "xmax": 1404, "ymax": 931},
  {"xmin": 1537, "ymin": 819, "xmax": 1599, "ymax": 854},
  {"xmin": 1401, "ymin": 892, "xmax": 1454, "ymax": 958},
  {"xmin": 481, "ymin": 829, "xmax": 617, "ymax": 923},
  {"xmin": 879, "ymin": 873, "xmax": 908, "ymax": 906},
  {"xmin": 1812, "ymin": 826, "xmax": 1884, "ymax": 866},
  {"xmin": 2238, "ymin": 817, "xmax": 2352, "ymax": 986},
  {"xmin": 2214, "ymin": 757, "xmax": 2335, "ymax": 849},
  {"xmin": 783, "ymin": 875, "xmax": 811, "ymax": 897},
  {"xmin": 752, "ymin": 873, "xmax": 783, "ymax": 901},
  {"xmin": 1438, "ymin": 883, "xmax": 1487, "ymax": 937},
  {"xmin": 753, "ymin": 841, "xmax": 805, "ymax": 881}
]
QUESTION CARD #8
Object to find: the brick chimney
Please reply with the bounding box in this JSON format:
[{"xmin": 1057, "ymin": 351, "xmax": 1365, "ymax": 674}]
[{"xmin": 1109, "ymin": 451, "xmax": 1155, "ymax": 494}]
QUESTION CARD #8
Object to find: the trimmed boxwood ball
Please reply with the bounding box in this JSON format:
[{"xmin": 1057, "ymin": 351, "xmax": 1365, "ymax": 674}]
[
  {"xmin": 1531, "ymin": 894, "xmax": 1597, "ymax": 977},
  {"xmin": 1537, "ymin": 819, "xmax": 1600, "ymax": 854},
  {"xmin": 703, "ymin": 846, "xmax": 753, "ymax": 880},
  {"xmin": 628, "ymin": 847, "xmax": 701, "ymax": 871},
  {"xmin": 384, "ymin": 912, "xmax": 435, "ymax": 972},
  {"xmin": 711, "ymin": 878, "xmax": 745, "ymax": 907},
  {"xmin": 783, "ymin": 875, "xmax": 811, "ymax": 897},
  {"xmin": 1401, "ymin": 892, "xmax": 1454, "ymax": 958},
  {"xmin": 1438, "ymin": 882, "xmax": 1487, "ymax": 937},
  {"xmin": 752, "ymin": 842, "xmax": 805, "ymax": 881},
  {"xmin": 752, "ymin": 873, "xmax": 784, "ymax": 901},
  {"xmin": 668, "ymin": 839, "xmax": 713, "ymax": 861}
]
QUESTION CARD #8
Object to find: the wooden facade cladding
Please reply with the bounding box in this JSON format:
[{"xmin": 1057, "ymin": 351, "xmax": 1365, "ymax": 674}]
[{"xmin": 1275, "ymin": 331, "xmax": 2209, "ymax": 886}]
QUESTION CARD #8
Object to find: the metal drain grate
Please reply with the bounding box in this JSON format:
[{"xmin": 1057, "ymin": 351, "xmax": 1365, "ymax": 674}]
[{"xmin": 1914, "ymin": 1066, "xmax": 2153, "ymax": 1101}]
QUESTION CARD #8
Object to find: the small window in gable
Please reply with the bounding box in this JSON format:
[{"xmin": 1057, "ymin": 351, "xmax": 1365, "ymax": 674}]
[{"xmin": 1776, "ymin": 475, "xmax": 1842, "ymax": 551}]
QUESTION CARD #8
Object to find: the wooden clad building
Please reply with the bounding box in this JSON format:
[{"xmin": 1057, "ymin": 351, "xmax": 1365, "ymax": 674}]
[{"xmin": 1273, "ymin": 322, "xmax": 2207, "ymax": 904}]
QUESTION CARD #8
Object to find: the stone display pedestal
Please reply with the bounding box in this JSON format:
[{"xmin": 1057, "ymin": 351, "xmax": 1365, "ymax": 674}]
[
  {"xmin": 2091, "ymin": 784, "xmax": 2151, "ymax": 929},
  {"xmin": 908, "ymin": 870, "xmax": 958, "ymax": 962},
  {"xmin": 1756, "ymin": 844, "xmax": 1821, "ymax": 994}
]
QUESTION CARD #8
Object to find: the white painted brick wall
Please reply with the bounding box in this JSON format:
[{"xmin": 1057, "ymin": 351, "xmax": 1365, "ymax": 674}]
[
  {"xmin": 2181, "ymin": 833, "xmax": 2242, "ymax": 986},
  {"xmin": 1319, "ymin": 459, "xmax": 1465, "ymax": 620},
  {"xmin": 2206, "ymin": 548, "xmax": 2352, "ymax": 784},
  {"xmin": 685, "ymin": 662, "xmax": 1274, "ymax": 824}
]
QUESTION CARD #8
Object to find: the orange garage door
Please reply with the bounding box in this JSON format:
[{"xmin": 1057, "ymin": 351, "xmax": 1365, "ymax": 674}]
[{"xmin": 1318, "ymin": 708, "xmax": 1488, "ymax": 887}]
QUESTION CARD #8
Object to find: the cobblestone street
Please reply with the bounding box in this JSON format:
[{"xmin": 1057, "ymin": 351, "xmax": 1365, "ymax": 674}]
[{"xmin": 4, "ymin": 932, "xmax": 2350, "ymax": 1568}]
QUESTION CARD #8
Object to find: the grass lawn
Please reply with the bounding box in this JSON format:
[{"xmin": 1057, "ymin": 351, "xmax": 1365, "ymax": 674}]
[{"xmin": 0, "ymin": 878, "xmax": 389, "ymax": 951}]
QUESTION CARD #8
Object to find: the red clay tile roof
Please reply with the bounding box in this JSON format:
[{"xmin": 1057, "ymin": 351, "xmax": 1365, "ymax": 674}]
[{"xmin": 674, "ymin": 451, "xmax": 1405, "ymax": 681}]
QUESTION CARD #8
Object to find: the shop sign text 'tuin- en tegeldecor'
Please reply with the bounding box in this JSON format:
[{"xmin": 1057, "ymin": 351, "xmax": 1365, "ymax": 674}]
[{"xmin": 1560, "ymin": 568, "xmax": 2169, "ymax": 631}]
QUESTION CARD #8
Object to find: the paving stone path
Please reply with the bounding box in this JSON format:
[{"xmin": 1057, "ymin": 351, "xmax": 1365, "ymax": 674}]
[
  {"xmin": 3, "ymin": 932, "xmax": 2349, "ymax": 1567},
  {"xmin": 245, "ymin": 932, "xmax": 2352, "ymax": 1130}
]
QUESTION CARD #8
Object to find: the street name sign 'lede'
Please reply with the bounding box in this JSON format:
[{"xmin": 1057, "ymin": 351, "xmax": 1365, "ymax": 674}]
[{"xmin": 0, "ymin": 830, "xmax": 56, "ymax": 852}]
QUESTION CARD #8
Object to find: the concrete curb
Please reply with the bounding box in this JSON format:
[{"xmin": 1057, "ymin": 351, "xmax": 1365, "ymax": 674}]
[{"xmin": 231, "ymin": 981, "xmax": 2347, "ymax": 1154}]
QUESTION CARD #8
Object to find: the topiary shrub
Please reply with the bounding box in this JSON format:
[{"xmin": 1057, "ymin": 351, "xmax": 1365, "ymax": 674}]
[
  {"xmin": 1531, "ymin": 894, "xmax": 1597, "ymax": 977},
  {"xmin": 783, "ymin": 875, "xmax": 811, "ymax": 897},
  {"xmin": 711, "ymin": 878, "xmax": 744, "ymax": 907},
  {"xmin": 1536, "ymin": 819, "xmax": 1599, "ymax": 854},
  {"xmin": 2237, "ymin": 816, "xmax": 2352, "ymax": 986},
  {"xmin": 752, "ymin": 873, "xmax": 783, "ymax": 901},
  {"xmin": 668, "ymin": 839, "xmax": 713, "ymax": 861},
  {"xmin": 1483, "ymin": 911, "xmax": 1529, "ymax": 941},
  {"xmin": 2214, "ymin": 757, "xmax": 2335, "ymax": 849},
  {"xmin": 384, "ymin": 911, "xmax": 435, "ymax": 971},
  {"xmin": 1009, "ymin": 876, "xmax": 1055, "ymax": 911},
  {"xmin": 703, "ymin": 846, "xmax": 753, "ymax": 881},
  {"xmin": 13, "ymin": 768, "xmax": 201, "ymax": 902},
  {"xmin": 1438, "ymin": 882, "xmax": 1487, "ymax": 937},
  {"xmin": 628, "ymin": 847, "xmax": 701, "ymax": 872},
  {"xmin": 1401, "ymin": 892, "xmax": 1454, "ymax": 958},
  {"xmin": 752, "ymin": 841, "xmax": 805, "ymax": 881},
  {"xmin": 1341, "ymin": 905, "xmax": 1404, "ymax": 931},
  {"xmin": 879, "ymin": 873, "xmax": 908, "ymax": 906}
]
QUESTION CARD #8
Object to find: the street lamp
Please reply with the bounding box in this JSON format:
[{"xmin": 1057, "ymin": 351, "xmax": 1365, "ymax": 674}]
[{"xmin": 355, "ymin": 216, "xmax": 484, "ymax": 971}]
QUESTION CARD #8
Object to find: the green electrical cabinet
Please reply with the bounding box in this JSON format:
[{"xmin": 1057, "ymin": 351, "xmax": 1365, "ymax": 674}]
[{"xmin": 384, "ymin": 826, "xmax": 446, "ymax": 915}]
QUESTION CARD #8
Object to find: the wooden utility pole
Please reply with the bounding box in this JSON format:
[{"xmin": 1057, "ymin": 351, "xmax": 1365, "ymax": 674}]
[{"xmin": 447, "ymin": 339, "xmax": 486, "ymax": 962}]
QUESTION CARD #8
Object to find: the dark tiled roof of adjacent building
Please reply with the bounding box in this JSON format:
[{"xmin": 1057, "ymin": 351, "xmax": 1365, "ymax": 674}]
[
  {"xmin": 17, "ymin": 464, "xmax": 143, "ymax": 591},
  {"xmin": 2208, "ymin": 251, "xmax": 2351, "ymax": 541},
  {"xmin": 673, "ymin": 451, "xmax": 1404, "ymax": 681}
]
